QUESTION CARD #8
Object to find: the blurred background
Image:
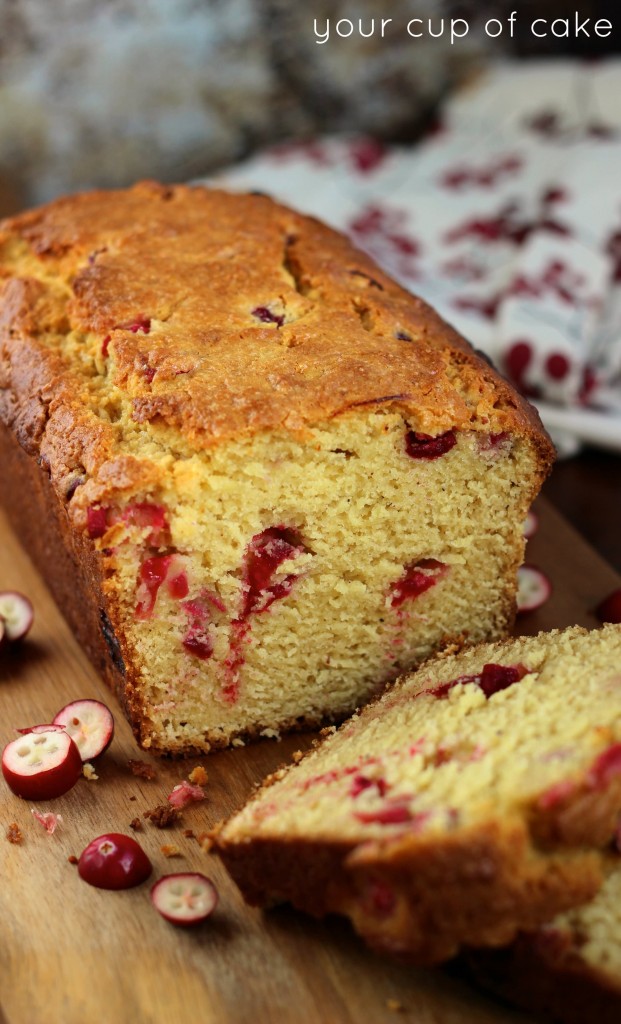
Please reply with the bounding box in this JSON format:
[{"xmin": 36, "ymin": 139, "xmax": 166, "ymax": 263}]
[
  {"xmin": 0, "ymin": 0, "xmax": 616, "ymax": 208},
  {"xmin": 0, "ymin": 0, "xmax": 619, "ymax": 570}
]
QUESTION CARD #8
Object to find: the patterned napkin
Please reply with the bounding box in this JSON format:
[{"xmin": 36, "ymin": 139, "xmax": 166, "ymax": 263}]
[{"xmin": 214, "ymin": 60, "xmax": 621, "ymax": 454}]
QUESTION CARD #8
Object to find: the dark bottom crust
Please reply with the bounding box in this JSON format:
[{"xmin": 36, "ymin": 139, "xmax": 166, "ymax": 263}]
[{"xmin": 465, "ymin": 937, "xmax": 621, "ymax": 1024}]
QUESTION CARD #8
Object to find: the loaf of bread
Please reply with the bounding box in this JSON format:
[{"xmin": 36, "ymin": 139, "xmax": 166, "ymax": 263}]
[
  {"xmin": 469, "ymin": 855, "xmax": 621, "ymax": 1024},
  {"xmin": 215, "ymin": 625, "xmax": 621, "ymax": 963},
  {"xmin": 0, "ymin": 182, "xmax": 553, "ymax": 755}
]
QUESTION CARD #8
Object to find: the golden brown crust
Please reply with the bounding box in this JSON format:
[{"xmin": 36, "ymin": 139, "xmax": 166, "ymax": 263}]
[
  {"xmin": 0, "ymin": 182, "xmax": 553, "ymax": 758},
  {"xmin": 215, "ymin": 819, "xmax": 604, "ymax": 966},
  {"xmin": 0, "ymin": 181, "xmax": 554, "ymax": 520}
]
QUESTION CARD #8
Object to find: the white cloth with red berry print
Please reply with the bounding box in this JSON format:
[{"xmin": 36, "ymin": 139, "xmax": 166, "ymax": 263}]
[{"xmin": 212, "ymin": 60, "xmax": 621, "ymax": 455}]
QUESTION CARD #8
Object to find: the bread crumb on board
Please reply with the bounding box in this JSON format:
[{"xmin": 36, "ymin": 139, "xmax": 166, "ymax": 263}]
[
  {"xmin": 144, "ymin": 804, "xmax": 180, "ymax": 828},
  {"xmin": 128, "ymin": 759, "xmax": 157, "ymax": 780},
  {"xmin": 188, "ymin": 765, "xmax": 208, "ymax": 786},
  {"xmin": 160, "ymin": 844, "xmax": 183, "ymax": 858},
  {"xmin": 6, "ymin": 822, "xmax": 23, "ymax": 844}
]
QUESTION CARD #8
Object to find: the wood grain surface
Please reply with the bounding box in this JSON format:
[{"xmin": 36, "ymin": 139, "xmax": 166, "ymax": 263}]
[{"xmin": 1, "ymin": 498, "xmax": 620, "ymax": 1024}]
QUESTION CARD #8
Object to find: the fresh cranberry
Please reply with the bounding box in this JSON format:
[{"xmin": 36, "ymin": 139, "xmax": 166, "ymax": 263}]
[
  {"xmin": 588, "ymin": 744, "xmax": 621, "ymax": 788},
  {"xmin": 78, "ymin": 833, "xmax": 152, "ymax": 890},
  {"xmin": 251, "ymin": 306, "xmax": 284, "ymax": 327},
  {"xmin": 150, "ymin": 872, "xmax": 218, "ymax": 926},
  {"xmin": 0, "ymin": 591, "xmax": 34, "ymax": 642},
  {"xmin": 405, "ymin": 430, "xmax": 456, "ymax": 460},
  {"xmin": 390, "ymin": 559, "xmax": 447, "ymax": 608},
  {"xmin": 87, "ymin": 506, "xmax": 109, "ymax": 539},
  {"xmin": 595, "ymin": 588, "xmax": 621, "ymax": 624},
  {"xmin": 52, "ymin": 699, "xmax": 114, "ymax": 762},
  {"xmin": 135, "ymin": 555, "xmax": 173, "ymax": 619},
  {"xmin": 2, "ymin": 730, "xmax": 83, "ymax": 800}
]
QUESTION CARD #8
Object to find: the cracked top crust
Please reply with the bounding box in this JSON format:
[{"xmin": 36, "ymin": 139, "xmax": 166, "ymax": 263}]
[{"xmin": 0, "ymin": 181, "xmax": 554, "ymax": 508}]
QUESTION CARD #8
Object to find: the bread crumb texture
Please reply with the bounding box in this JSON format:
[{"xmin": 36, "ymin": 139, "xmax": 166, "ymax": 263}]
[{"xmin": 0, "ymin": 183, "xmax": 553, "ymax": 754}]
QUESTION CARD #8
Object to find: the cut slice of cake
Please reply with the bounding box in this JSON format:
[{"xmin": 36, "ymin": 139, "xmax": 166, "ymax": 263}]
[
  {"xmin": 215, "ymin": 625, "xmax": 621, "ymax": 964},
  {"xmin": 469, "ymin": 856, "xmax": 621, "ymax": 1024},
  {"xmin": 0, "ymin": 183, "xmax": 553, "ymax": 754}
]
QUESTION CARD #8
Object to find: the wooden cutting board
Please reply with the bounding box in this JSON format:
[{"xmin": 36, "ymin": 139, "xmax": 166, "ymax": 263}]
[{"xmin": 1, "ymin": 498, "xmax": 620, "ymax": 1024}]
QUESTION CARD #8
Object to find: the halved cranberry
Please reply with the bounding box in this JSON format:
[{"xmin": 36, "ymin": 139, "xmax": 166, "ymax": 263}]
[
  {"xmin": 0, "ymin": 592, "xmax": 34, "ymax": 643},
  {"xmin": 78, "ymin": 833, "xmax": 152, "ymax": 890},
  {"xmin": 390, "ymin": 559, "xmax": 447, "ymax": 608},
  {"xmin": 517, "ymin": 565, "xmax": 552, "ymax": 613},
  {"xmin": 405, "ymin": 430, "xmax": 456, "ymax": 460},
  {"xmin": 2, "ymin": 730, "xmax": 82, "ymax": 800},
  {"xmin": 150, "ymin": 873, "xmax": 218, "ymax": 926},
  {"xmin": 135, "ymin": 555, "xmax": 173, "ymax": 619},
  {"xmin": 87, "ymin": 506, "xmax": 109, "ymax": 539},
  {"xmin": 251, "ymin": 306, "xmax": 284, "ymax": 327}
]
